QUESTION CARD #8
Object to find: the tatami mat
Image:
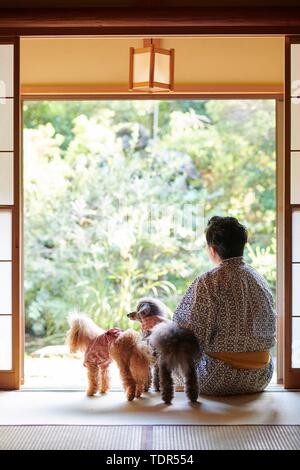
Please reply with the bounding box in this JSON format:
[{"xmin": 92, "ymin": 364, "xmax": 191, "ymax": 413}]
[
  {"xmin": 0, "ymin": 425, "xmax": 299, "ymax": 450},
  {"xmin": 0, "ymin": 425, "xmax": 143, "ymax": 450},
  {"xmin": 152, "ymin": 425, "xmax": 300, "ymax": 450},
  {"xmin": 0, "ymin": 390, "xmax": 300, "ymax": 425}
]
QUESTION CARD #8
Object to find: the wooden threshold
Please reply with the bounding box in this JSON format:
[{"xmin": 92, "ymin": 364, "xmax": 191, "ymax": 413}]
[{"xmin": 21, "ymin": 84, "xmax": 284, "ymax": 100}]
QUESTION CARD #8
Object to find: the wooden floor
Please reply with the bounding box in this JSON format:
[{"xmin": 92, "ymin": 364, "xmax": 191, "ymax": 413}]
[{"xmin": 0, "ymin": 389, "xmax": 300, "ymax": 426}]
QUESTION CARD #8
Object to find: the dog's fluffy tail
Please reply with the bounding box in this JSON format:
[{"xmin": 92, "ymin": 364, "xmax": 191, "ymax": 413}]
[
  {"xmin": 66, "ymin": 311, "xmax": 103, "ymax": 353},
  {"xmin": 150, "ymin": 321, "xmax": 200, "ymax": 374}
]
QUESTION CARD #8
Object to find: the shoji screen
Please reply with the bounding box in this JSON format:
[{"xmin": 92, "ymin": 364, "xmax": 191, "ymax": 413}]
[
  {"xmin": 285, "ymin": 38, "xmax": 300, "ymax": 388},
  {"xmin": 0, "ymin": 38, "xmax": 21, "ymax": 389}
]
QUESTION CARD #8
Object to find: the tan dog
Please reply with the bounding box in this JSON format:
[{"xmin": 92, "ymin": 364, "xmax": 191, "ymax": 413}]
[{"xmin": 67, "ymin": 313, "xmax": 154, "ymax": 401}]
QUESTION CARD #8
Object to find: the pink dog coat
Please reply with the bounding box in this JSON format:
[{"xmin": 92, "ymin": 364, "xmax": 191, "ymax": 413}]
[{"xmin": 84, "ymin": 328, "xmax": 123, "ymax": 369}]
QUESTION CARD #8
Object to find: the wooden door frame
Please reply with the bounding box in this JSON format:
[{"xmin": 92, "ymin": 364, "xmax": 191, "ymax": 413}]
[
  {"xmin": 276, "ymin": 98, "xmax": 285, "ymax": 385},
  {"xmin": 21, "ymin": 92, "xmax": 283, "ymax": 385},
  {"xmin": 0, "ymin": 5, "xmax": 296, "ymax": 388}
]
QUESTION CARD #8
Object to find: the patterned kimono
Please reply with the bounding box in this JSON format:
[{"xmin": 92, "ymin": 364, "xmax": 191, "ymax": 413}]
[{"xmin": 173, "ymin": 256, "xmax": 276, "ymax": 395}]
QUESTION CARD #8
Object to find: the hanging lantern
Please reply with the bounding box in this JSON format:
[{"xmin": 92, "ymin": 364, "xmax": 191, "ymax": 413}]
[{"xmin": 129, "ymin": 39, "xmax": 174, "ymax": 93}]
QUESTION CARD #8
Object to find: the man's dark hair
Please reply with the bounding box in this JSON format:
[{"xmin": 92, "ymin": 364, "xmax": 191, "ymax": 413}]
[{"xmin": 205, "ymin": 216, "xmax": 248, "ymax": 260}]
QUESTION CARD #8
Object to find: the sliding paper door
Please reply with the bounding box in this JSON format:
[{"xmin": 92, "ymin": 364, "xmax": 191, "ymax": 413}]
[
  {"xmin": 285, "ymin": 37, "xmax": 300, "ymax": 388},
  {"xmin": 0, "ymin": 38, "xmax": 22, "ymax": 389}
]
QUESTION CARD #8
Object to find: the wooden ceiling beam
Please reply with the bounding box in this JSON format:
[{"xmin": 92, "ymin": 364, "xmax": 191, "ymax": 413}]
[{"xmin": 1, "ymin": 7, "xmax": 300, "ymax": 36}]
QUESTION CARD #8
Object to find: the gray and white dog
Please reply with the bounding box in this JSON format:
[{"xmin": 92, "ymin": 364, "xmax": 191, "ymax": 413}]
[{"xmin": 128, "ymin": 298, "xmax": 200, "ymax": 404}]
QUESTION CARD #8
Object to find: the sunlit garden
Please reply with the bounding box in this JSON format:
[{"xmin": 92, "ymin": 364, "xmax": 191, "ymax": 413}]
[{"xmin": 23, "ymin": 99, "xmax": 276, "ymax": 386}]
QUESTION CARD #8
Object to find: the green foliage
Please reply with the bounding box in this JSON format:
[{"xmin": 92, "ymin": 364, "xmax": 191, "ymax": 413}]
[{"xmin": 24, "ymin": 100, "xmax": 276, "ymax": 340}]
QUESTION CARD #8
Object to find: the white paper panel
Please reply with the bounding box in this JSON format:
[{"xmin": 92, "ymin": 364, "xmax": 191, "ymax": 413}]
[
  {"xmin": 0, "ymin": 98, "xmax": 13, "ymax": 151},
  {"xmin": 291, "ymin": 100, "xmax": 300, "ymax": 150},
  {"xmin": 154, "ymin": 52, "xmax": 170, "ymax": 84},
  {"xmin": 0, "ymin": 315, "xmax": 12, "ymax": 370},
  {"xmin": 293, "ymin": 264, "xmax": 300, "ymax": 316},
  {"xmin": 291, "ymin": 44, "xmax": 300, "ymax": 95},
  {"xmin": 0, "ymin": 153, "xmax": 13, "ymax": 205},
  {"xmin": 291, "ymin": 152, "xmax": 300, "ymax": 203},
  {"xmin": 0, "ymin": 262, "xmax": 12, "ymax": 315},
  {"xmin": 0, "ymin": 45, "xmax": 14, "ymax": 98},
  {"xmin": 0, "ymin": 211, "xmax": 12, "ymax": 260},
  {"xmin": 292, "ymin": 317, "xmax": 300, "ymax": 368},
  {"xmin": 133, "ymin": 52, "xmax": 151, "ymax": 83},
  {"xmin": 292, "ymin": 210, "xmax": 300, "ymax": 262}
]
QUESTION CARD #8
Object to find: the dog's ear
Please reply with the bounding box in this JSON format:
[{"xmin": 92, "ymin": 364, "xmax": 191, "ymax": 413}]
[{"xmin": 137, "ymin": 303, "xmax": 151, "ymax": 317}]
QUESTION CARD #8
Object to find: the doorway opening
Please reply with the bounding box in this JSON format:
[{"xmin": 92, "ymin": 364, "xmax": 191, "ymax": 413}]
[{"xmin": 22, "ymin": 98, "xmax": 277, "ymax": 388}]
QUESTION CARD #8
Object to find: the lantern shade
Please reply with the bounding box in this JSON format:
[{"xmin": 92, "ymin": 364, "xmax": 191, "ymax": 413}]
[{"xmin": 129, "ymin": 45, "xmax": 174, "ymax": 92}]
